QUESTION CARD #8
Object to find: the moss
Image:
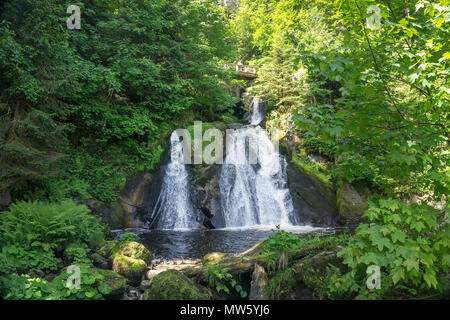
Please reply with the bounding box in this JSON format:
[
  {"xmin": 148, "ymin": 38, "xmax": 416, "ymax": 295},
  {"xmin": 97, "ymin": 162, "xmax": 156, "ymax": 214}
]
[
  {"xmin": 97, "ymin": 240, "xmax": 120, "ymax": 258},
  {"xmin": 336, "ymin": 181, "xmax": 367, "ymax": 223},
  {"xmin": 112, "ymin": 254, "xmax": 147, "ymax": 286},
  {"xmin": 143, "ymin": 270, "xmax": 210, "ymax": 300},
  {"xmin": 202, "ymin": 252, "xmax": 228, "ymax": 265},
  {"xmin": 292, "ymin": 150, "xmax": 333, "ymax": 192},
  {"xmin": 185, "ymin": 121, "xmax": 228, "ymax": 154},
  {"xmin": 96, "ymin": 269, "xmax": 127, "ymax": 299},
  {"xmin": 115, "ymin": 241, "xmax": 152, "ymax": 265},
  {"xmin": 291, "ymin": 250, "xmax": 346, "ymax": 299},
  {"xmin": 98, "ymin": 241, "xmax": 151, "ymax": 285}
]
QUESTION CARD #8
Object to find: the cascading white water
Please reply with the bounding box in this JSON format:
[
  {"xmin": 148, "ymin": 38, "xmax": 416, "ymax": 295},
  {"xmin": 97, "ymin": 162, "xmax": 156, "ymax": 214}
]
[
  {"xmin": 150, "ymin": 131, "xmax": 196, "ymax": 230},
  {"xmin": 219, "ymin": 98, "xmax": 296, "ymax": 228},
  {"xmin": 249, "ymin": 97, "xmax": 263, "ymax": 125}
]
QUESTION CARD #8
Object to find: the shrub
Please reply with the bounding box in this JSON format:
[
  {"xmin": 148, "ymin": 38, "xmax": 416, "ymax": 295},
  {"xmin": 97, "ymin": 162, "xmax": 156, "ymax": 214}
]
[
  {"xmin": 333, "ymin": 198, "xmax": 449, "ymax": 299},
  {"xmin": 0, "ymin": 200, "xmax": 105, "ymax": 249},
  {"xmin": 0, "ymin": 200, "xmax": 106, "ymax": 277}
]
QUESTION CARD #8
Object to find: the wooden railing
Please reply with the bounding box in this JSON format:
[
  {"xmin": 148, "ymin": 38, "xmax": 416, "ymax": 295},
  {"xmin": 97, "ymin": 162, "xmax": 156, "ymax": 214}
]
[{"xmin": 223, "ymin": 63, "xmax": 257, "ymax": 79}]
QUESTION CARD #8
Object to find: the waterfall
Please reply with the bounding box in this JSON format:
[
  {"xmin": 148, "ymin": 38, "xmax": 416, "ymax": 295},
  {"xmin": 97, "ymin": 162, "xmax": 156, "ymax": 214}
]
[
  {"xmin": 150, "ymin": 131, "xmax": 196, "ymax": 230},
  {"xmin": 249, "ymin": 97, "xmax": 263, "ymax": 125},
  {"xmin": 219, "ymin": 99, "xmax": 296, "ymax": 228}
]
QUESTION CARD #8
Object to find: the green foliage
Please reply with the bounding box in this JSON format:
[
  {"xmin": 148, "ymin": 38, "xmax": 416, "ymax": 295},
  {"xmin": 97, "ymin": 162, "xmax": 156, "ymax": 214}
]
[
  {"xmin": 51, "ymin": 265, "xmax": 112, "ymax": 300},
  {"xmin": 120, "ymin": 232, "xmax": 138, "ymax": 242},
  {"xmin": 333, "ymin": 198, "xmax": 449, "ymax": 299},
  {"xmin": 1, "ymin": 274, "xmax": 56, "ymax": 300},
  {"xmin": 205, "ymin": 263, "xmax": 247, "ymax": 298},
  {"xmin": 2, "ymin": 266, "xmax": 113, "ymax": 300},
  {"xmin": 295, "ymin": 0, "xmax": 449, "ymax": 197},
  {"xmin": 0, "ymin": 200, "xmax": 105, "ymax": 275},
  {"xmin": 206, "ymin": 264, "xmax": 236, "ymax": 294},
  {"xmin": 262, "ymin": 226, "xmax": 305, "ymax": 255},
  {"xmin": 64, "ymin": 243, "xmax": 92, "ymax": 265},
  {"xmin": 266, "ymin": 268, "xmax": 296, "ymax": 299},
  {"xmin": 0, "ymin": 0, "xmax": 235, "ymax": 201}
]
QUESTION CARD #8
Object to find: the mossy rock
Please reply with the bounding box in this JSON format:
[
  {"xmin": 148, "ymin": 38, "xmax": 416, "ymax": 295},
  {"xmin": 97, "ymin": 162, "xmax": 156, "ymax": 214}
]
[
  {"xmin": 97, "ymin": 240, "xmax": 120, "ymax": 258},
  {"xmin": 202, "ymin": 252, "xmax": 228, "ymax": 265},
  {"xmin": 336, "ymin": 181, "xmax": 367, "ymax": 223},
  {"xmin": 115, "ymin": 241, "xmax": 152, "ymax": 265},
  {"xmin": 90, "ymin": 252, "xmax": 110, "ymax": 269},
  {"xmin": 112, "ymin": 254, "xmax": 148, "ymax": 286},
  {"xmin": 96, "ymin": 269, "xmax": 127, "ymax": 299},
  {"xmin": 143, "ymin": 270, "xmax": 210, "ymax": 300}
]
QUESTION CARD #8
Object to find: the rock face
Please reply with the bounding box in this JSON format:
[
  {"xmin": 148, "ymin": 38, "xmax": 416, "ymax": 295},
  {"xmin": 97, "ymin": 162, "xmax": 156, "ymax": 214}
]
[
  {"xmin": 249, "ymin": 264, "xmax": 268, "ymax": 300},
  {"xmin": 0, "ymin": 189, "xmax": 11, "ymax": 211},
  {"xmin": 189, "ymin": 165, "xmax": 223, "ymax": 229},
  {"xmin": 84, "ymin": 172, "xmax": 153, "ymax": 230},
  {"xmin": 286, "ymin": 162, "xmax": 338, "ymax": 225},
  {"xmin": 336, "ymin": 181, "xmax": 367, "ymax": 223},
  {"xmin": 143, "ymin": 269, "xmax": 211, "ymax": 300}
]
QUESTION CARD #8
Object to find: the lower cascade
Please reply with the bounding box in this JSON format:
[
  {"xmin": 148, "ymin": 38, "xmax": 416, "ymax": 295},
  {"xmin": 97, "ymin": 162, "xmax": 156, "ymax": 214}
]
[
  {"xmin": 219, "ymin": 99, "xmax": 296, "ymax": 228},
  {"xmin": 149, "ymin": 131, "xmax": 196, "ymax": 230}
]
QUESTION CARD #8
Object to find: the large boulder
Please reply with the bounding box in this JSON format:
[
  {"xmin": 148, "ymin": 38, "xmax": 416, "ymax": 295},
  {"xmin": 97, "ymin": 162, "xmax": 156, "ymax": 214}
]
[
  {"xmin": 115, "ymin": 241, "xmax": 152, "ymax": 265},
  {"xmin": 142, "ymin": 270, "xmax": 211, "ymax": 300},
  {"xmin": 97, "ymin": 241, "xmax": 152, "ymax": 286},
  {"xmin": 112, "ymin": 254, "xmax": 148, "ymax": 286},
  {"xmin": 336, "ymin": 181, "xmax": 367, "ymax": 224},
  {"xmin": 286, "ymin": 162, "xmax": 338, "ymax": 225}
]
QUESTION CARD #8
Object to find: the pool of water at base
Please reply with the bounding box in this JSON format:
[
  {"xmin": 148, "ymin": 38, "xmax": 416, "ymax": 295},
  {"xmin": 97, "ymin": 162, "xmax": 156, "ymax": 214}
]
[{"xmin": 127, "ymin": 226, "xmax": 340, "ymax": 261}]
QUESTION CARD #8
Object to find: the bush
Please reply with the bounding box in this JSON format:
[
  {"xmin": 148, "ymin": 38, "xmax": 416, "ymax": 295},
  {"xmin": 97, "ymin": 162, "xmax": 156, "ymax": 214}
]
[
  {"xmin": 0, "ymin": 200, "xmax": 106, "ymax": 249},
  {"xmin": 0, "ymin": 200, "xmax": 106, "ymax": 280},
  {"xmin": 262, "ymin": 227, "xmax": 315, "ymax": 256},
  {"xmin": 332, "ymin": 198, "xmax": 449, "ymax": 299}
]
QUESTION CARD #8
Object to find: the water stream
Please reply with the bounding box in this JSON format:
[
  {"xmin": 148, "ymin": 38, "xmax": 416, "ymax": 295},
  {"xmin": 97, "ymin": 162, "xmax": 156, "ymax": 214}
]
[
  {"xmin": 145, "ymin": 97, "xmax": 316, "ymax": 258},
  {"xmin": 149, "ymin": 131, "xmax": 196, "ymax": 230}
]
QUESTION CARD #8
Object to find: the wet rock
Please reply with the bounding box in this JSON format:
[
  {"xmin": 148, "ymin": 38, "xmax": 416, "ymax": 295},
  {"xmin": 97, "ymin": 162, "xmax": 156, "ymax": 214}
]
[
  {"xmin": 203, "ymin": 218, "xmax": 215, "ymax": 229},
  {"xmin": 249, "ymin": 264, "xmax": 268, "ymax": 300},
  {"xmin": 122, "ymin": 288, "xmax": 141, "ymax": 300}
]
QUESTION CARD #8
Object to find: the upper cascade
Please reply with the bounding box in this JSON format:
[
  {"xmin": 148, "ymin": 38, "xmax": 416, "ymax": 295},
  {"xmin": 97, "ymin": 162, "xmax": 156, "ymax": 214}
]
[{"xmin": 219, "ymin": 98, "xmax": 296, "ymax": 228}]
